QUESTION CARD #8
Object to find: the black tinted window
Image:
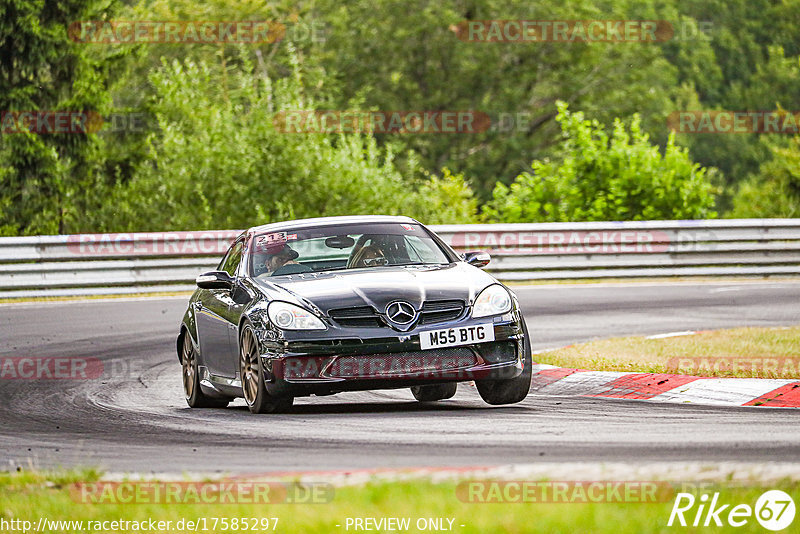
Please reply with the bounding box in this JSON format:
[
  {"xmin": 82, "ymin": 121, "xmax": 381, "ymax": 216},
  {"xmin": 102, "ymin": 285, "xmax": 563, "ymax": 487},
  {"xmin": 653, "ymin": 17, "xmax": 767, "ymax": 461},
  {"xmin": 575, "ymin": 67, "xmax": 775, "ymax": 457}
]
[
  {"xmin": 220, "ymin": 241, "xmax": 244, "ymax": 276},
  {"xmin": 249, "ymin": 223, "xmax": 452, "ymax": 277}
]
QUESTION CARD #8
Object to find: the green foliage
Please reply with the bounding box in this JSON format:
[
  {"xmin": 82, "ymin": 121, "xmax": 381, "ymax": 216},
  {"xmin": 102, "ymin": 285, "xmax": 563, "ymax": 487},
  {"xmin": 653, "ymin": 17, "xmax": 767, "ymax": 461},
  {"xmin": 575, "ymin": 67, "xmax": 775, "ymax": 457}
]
[
  {"xmin": 665, "ymin": 1, "xmax": 800, "ymax": 186},
  {"xmin": 315, "ymin": 0, "xmax": 685, "ymax": 197},
  {"xmin": 0, "ymin": 0, "xmax": 120, "ymax": 235},
  {"xmin": 5, "ymin": 0, "xmax": 800, "ymax": 235},
  {"xmin": 414, "ymin": 168, "xmax": 479, "ymax": 225},
  {"xmin": 485, "ymin": 102, "xmax": 717, "ymax": 222},
  {"xmin": 729, "ymin": 136, "xmax": 800, "ymax": 218},
  {"xmin": 80, "ymin": 57, "xmax": 478, "ymax": 231}
]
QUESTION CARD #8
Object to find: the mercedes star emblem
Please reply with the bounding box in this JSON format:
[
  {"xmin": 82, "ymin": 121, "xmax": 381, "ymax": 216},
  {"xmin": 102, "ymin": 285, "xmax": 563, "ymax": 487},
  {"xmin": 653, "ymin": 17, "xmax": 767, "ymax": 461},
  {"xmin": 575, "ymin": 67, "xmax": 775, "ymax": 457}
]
[{"xmin": 385, "ymin": 301, "xmax": 417, "ymax": 325}]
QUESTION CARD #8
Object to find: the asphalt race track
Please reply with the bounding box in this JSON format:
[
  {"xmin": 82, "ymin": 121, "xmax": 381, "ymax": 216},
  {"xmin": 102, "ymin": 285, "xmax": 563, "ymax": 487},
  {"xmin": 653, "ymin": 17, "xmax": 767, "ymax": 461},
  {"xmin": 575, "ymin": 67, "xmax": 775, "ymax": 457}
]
[{"xmin": 1, "ymin": 281, "xmax": 799, "ymax": 474}]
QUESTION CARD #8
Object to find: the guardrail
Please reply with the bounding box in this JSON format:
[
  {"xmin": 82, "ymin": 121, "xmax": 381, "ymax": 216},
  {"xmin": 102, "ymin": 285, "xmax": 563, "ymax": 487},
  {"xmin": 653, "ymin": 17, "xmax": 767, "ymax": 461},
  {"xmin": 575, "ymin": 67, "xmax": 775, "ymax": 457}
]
[{"xmin": 1, "ymin": 219, "xmax": 799, "ymax": 298}]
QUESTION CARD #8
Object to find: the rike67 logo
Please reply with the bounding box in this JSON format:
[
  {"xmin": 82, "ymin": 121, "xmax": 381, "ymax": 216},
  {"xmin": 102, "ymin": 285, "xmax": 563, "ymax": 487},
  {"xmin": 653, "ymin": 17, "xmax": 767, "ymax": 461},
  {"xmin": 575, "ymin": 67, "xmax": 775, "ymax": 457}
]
[{"xmin": 668, "ymin": 490, "xmax": 795, "ymax": 531}]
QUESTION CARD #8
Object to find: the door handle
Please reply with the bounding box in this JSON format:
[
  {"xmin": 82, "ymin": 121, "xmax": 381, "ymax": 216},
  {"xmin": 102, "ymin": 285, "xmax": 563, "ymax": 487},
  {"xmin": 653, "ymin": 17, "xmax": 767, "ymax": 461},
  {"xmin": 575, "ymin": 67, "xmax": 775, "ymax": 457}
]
[{"xmin": 193, "ymin": 301, "xmax": 203, "ymax": 311}]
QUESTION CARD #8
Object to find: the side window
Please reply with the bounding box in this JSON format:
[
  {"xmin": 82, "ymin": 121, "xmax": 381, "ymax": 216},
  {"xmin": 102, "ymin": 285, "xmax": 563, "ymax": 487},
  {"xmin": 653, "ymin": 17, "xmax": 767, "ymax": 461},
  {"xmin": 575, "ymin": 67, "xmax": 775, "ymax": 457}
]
[{"xmin": 220, "ymin": 241, "xmax": 244, "ymax": 276}]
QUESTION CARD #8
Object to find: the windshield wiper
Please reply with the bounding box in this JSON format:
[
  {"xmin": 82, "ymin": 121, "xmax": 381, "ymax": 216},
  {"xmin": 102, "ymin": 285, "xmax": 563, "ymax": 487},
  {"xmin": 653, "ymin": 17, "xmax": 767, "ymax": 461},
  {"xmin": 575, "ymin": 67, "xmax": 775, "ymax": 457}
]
[
  {"xmin": 392, "ymin": 261, "xmax": 438, "ymax": 267},
  {"xmin": 316, "ymin": 262, "xmax": 442, "ymax": 272}
]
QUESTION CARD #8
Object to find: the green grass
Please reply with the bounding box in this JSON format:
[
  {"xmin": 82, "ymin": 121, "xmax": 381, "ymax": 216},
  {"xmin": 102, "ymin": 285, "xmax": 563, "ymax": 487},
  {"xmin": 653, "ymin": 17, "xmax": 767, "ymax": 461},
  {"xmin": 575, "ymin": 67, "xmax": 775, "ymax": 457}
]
[
  {"xmin": 1, "ymin": 470, "xmax": 798, "ymax": 533},
  {"xmin": 536, "ymin": 326, "xmax": 800, "ymax": 378}
]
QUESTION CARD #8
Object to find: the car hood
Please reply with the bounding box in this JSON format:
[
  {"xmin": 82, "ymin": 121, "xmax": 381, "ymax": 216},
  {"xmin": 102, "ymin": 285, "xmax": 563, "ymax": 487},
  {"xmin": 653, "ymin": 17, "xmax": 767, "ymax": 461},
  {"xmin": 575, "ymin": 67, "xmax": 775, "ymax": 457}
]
[{"xmin": 254, "ymin": 263, "xmax": 498, "ymax": 314}]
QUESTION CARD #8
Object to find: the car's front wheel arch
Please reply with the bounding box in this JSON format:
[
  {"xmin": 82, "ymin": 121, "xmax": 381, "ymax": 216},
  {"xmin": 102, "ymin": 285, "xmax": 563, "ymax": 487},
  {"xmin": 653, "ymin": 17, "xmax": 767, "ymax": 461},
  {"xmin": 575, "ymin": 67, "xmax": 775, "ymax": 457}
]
[
  {"xmin": 239, "ymin": 320, "xmax": 293, "ymax": 414},
  {"xmin": 474, "ymin": 319, "xmax": 532, "ymax": 405}
]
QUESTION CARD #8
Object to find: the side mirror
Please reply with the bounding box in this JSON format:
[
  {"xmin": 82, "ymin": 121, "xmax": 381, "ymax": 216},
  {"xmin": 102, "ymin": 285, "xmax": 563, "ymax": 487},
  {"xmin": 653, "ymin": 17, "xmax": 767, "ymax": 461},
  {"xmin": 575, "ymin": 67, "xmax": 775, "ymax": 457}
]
[
  {"xmin": 196, "ymin": 270, "xmax": 233, "ymax": 290},
  {"xmin": 463, "ymin": 251, "xmax": 491, "ymax": 269}
]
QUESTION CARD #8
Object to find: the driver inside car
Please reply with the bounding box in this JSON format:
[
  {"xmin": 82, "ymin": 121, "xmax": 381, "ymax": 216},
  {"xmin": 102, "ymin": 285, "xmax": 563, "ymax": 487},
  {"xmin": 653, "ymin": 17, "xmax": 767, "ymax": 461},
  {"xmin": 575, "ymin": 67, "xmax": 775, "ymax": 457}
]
[
  {"xmin": 348, "ymin": 244, "xmax": 388, "ymax": 268},
  {"xmin": 253, "ymin": 244, "xmax": 311, "ymax": 276}
]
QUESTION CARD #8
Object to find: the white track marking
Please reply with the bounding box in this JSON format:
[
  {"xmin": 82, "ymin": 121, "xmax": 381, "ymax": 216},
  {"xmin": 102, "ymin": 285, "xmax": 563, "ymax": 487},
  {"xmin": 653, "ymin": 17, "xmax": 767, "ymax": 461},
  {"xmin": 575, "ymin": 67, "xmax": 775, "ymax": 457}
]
[{"xmin": 649, "ymin": 378, "xmax": 797, "ymax": 406}]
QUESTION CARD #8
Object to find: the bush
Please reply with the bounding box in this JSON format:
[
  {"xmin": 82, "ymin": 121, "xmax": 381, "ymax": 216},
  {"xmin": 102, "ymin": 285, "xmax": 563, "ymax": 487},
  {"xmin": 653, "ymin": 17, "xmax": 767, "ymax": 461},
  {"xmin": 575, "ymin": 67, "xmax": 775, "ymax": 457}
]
[
  {"xmin": 729, "ymin": 136, "xmax": 800, "ymax": 218},
  {"xmin": 484, "ymin": 102, "xmax": 717, "ymax": 222},
  {"xmin": 82, "ymin": 55, "xmax": 478, "ymax": 232}
]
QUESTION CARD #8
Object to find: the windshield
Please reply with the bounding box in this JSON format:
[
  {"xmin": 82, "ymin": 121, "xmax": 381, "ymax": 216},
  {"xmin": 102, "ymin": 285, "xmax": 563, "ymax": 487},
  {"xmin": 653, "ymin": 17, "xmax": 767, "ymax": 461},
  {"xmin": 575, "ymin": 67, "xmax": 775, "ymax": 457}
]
[{"xmin": 248, "ymin": 222, "xmax": 452, "ymax": 277}]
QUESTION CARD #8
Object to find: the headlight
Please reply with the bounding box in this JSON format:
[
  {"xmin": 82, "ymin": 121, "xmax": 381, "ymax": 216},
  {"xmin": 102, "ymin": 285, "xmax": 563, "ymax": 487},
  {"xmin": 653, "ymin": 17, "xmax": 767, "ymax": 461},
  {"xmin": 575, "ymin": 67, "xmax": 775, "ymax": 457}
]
[
  {"xmin": 472, "ymin": 285, "xmax": 512, "ymax": 318},
  {"xmin": 267, "ymin": 301, "xmax": 326, "ymax": 330}
]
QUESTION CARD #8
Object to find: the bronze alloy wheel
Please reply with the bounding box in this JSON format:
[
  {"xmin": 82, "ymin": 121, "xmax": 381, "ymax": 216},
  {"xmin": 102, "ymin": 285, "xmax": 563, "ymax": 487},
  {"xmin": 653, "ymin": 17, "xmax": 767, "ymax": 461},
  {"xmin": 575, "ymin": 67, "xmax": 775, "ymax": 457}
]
[
  {"xmin": 181, "ymin": 330, "xmax": 230, "ymax": 409},
  {"xmin": 240, "ymin": 326, "xmax": 260, "ymax": 406},
  {"xmin": 238, "ymin": 322, "xmax": 293, "ymax": 414},
  {"xmin": 181, "ymin": 332, "xmax": 196, "ymax": 401}
]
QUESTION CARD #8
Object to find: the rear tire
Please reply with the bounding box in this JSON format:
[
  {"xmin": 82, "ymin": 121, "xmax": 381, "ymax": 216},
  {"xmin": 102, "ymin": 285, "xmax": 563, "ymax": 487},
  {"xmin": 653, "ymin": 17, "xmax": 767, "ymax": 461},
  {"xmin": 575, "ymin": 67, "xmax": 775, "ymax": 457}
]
[
  {"xmin": 239, "ymin": 322, "xmax": 294, "ymax": 414},
  {"xmin": 181, "ymin": 330, "xmax": 230, "ymax": 408},
  {"xmin": 411, "ymin": 383, "xmax": 457, "ymax": 402},
  {"xmin": 475, "ymin": 320, "xmax": 532, "ymax": 405}
]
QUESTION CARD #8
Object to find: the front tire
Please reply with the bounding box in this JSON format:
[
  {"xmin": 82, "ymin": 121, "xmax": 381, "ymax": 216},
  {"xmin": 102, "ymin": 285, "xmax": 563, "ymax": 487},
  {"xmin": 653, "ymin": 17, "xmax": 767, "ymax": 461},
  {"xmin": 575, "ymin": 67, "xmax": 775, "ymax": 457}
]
[
  {"xmin": 181, "ymin": 330, "xmax": 229, "ymax": 408},
  {"xmin": 239, "ymin": 322, "xmax": 294, "ymax": 414},
  {"xmin": 475, "ymin": 320, "xmax": 532, "ymax": 405},
  {"xmin": 411, "ymin": 383, "xmax": 458, "ymax": 402}
]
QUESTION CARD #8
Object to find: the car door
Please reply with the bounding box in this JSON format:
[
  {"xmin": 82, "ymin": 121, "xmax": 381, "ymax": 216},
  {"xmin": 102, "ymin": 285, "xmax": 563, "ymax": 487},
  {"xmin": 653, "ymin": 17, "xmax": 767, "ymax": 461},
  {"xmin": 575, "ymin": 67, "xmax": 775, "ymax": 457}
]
[
  {"xmin": 196, "ymin": 239, "xmax": 244, "ymax": 379},
  {"xmin": 224, "ymin": 247, "xmax": 256, "ymax": 378}
]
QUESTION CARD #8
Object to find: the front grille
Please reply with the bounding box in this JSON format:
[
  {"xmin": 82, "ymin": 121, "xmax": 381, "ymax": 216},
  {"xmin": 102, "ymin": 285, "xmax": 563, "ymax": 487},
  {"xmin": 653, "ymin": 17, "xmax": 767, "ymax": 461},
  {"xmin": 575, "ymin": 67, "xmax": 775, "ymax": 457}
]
[
  {"xmin": 327, "ymin": 347, "xmax": 478, "ymax": 378},
  {"xmin": 329, "ymin": 299, "xmax": 466, "ymax": 328},
  {"xmin": 419, "ymin": 300, "xmax": 465, "ymax": 325},
  {"xmin": 328, "ymin": 306, "xmax": 383, "ymax": 328}
]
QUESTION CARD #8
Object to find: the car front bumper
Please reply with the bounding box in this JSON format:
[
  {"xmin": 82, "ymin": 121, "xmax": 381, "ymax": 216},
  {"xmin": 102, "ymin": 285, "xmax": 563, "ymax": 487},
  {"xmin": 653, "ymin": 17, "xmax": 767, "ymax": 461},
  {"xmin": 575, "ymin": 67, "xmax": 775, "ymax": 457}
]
[{"xmin": 255, "ymin": 311, "xmax": 526, "ymax": 397}]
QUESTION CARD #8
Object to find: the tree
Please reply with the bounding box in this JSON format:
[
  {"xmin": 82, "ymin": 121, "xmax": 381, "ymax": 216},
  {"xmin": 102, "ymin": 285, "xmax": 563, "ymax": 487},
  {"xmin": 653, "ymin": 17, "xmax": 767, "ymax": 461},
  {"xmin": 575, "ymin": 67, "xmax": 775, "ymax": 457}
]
[
  {"xmin": 0, "ymin": 0, "xmax": 119, "ymax": 235},
  {"xmin": 729, "ymin": 136, "xmax": 800, "ymax": 218},
  {"xmin": 484, "ymin": 101, "xmax": 717, "ymax": 222},
  {"xmin": 81, "ymin": 57, "xmax": 478, "ymax": 232},
  {"xmin": 664, "ymin": 1, "xmax": 800, "ymax": 203},
  {"xmin": 313, "ymin": 0, "xmax": 688, "ymax": 197}
]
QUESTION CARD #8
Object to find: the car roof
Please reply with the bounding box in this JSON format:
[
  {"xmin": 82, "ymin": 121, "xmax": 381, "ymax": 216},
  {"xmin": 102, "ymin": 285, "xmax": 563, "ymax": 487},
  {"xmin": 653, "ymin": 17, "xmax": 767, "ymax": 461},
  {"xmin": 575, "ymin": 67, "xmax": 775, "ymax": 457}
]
[{"xmin": 248, "ymin": 215, "xmax": 420, "ymax": 234}]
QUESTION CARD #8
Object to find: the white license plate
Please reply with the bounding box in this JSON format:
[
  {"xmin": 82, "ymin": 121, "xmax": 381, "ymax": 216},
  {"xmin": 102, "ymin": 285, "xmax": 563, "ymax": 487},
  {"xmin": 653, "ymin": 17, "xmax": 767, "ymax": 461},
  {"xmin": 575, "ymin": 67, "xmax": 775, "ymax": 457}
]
[{"xmin": 419, "ymin": 323, "xmax": 495, "ymax": 350}]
